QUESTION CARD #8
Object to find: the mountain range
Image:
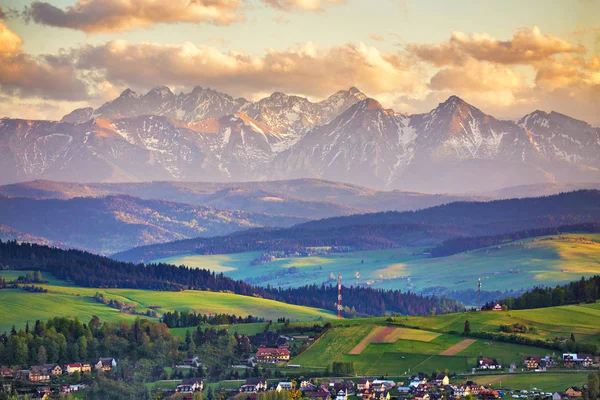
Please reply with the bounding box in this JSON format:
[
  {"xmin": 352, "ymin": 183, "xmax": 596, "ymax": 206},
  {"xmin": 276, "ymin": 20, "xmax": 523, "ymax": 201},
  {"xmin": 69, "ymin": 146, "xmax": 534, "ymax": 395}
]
[
  {"xmin": 113, "ymin": 189, "xmax": 600, "ymax": 263},
  {"xmin": 1, "ymin": 86, "xmax": 599, "ymax": 192}
]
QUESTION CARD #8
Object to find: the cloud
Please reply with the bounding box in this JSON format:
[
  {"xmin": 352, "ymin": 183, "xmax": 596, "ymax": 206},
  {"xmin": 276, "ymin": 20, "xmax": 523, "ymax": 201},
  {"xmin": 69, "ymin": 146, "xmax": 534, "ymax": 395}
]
[
  {"xmin": 73, "ymin": 40, "xmax": 425, "ymax": 99},
  {"xmin": 23, "ymin": 0, "xmax": 244, "ymax": 33},
  {"xmin": 22, "ymin": 0, "xmax": 348, "ymax": 33},
  {"xmin": 429, "ymin": 60, "xmax": 525, "ymax": 92},
  {"xmin": 259, "ymin": 0, "xmax": 345, "ymax": 12},
  {"xmin": 409, "ymin": 26, "xmax": 584, "ymax": 66},
  {"xmin": 369, "ymin": 34, "xmax": 384, "ymax": 42},
  {"xmin": 0, "ymin": 10, "xmax": 89, "ymax": 101}
]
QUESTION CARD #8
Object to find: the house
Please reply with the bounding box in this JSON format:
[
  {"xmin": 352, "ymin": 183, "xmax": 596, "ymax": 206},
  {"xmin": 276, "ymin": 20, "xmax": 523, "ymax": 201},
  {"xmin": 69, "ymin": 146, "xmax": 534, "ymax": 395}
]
[
  {"xmin": 396, "ymin": 386, "xmax": 411, "ymax": 394},
  {"xmin": 42, "ymin": 364, "xmax": 62, "ymax": 376},
  {"xmin": 95, "ymin": 358, "xmax": 117, "ymax": 371},
  {"xmin": 70, "ymin": 383, "xmax": 86, "ymax": 392},
  {"xmin": 242, "ymin": 378, "xmax": 268, "ymax": 393},
  {"xmin": 276, "ymin": 382, "xmax": 293, "ymax": 392},
  {"xmin": 453, "ymin": 385, "xmax": 471, "ymax": 398},
  {"xmin": 176, "ymin": 357, "xmax": 201, "ymax": 369},
  {"xmin": 15, "ymin": 370, "xmax": 30, "ymax": 381},
  {"xmin": 65, "ymin": 363, "xmax": 82, "ymax": 374},
  {"xmin": 565, "ymin": 387, "xmax": 582, "ymax": 397},
  {"xmin": 183, "ymin": 378, "xmax": 203, "ymax": 390},
  {"xmin": 409, "ymin": 377, "xmax": 427, "ymax": 388},
  {"xmin": 492, "ymin": 303, "xmax": 503, "ymax": 311},
  {"xmin": 81, "ymin": 363, "xmax": 92, "ymax": 373},
  {"xmin": 553, "ymin": 392, "xmax": 568, "ymax": 400},
  {"xmin": 372, "ymin": 380, "xmax": 394, "ymax": 390},
  {"xmin": 478, "ymin": 357, "xmax": 501, "ymax": 370},
  {"xmin": 305, "ymin": 390, "xmax": 331, "ymax": 400},
  {"xmin": 336, "ymin": 390, "xmax": 348, "ymax": 400},
  {"xmin": 361, "ymin": 389, "xmax": 376, "ymax": 400},
  {"xmin": 29, "ymin": 366, "xmax": 50, "ymax": 382},
  {"xmin": 0, "ymin": 367, "xmax": 13, "ymax": 378},
  {"xmin": 413, "ymin": 392, "xmax": 430, "ymax": 400},
  {"xmin": 357, "ymin": 379, "xmax": 371, "ymax": 392},
  {"xmin": 60, "ymin": 384, "xmax": 73, "ymax": 394},
  {"xmin": 376, "ymin": 392, "xmax": 390, "ymax": 400},
  {"xmin": 256, "ymin": 348, "xmax": 290, "ymax": 364},
  {"xmin": 524, "ymin": 356, "xmax": 542, "ymax": 369},
  {"xmin": 562, "ymin": 353, "xmax": 578, "ymax": 367},
  {"xmin": 430, "ymin": 375, "xmax": 449, "ymax": 387},
  {"xmin": 543, "ymin": 356, "xmax": 557, "ymax": 369},
  {"xmin": 580, "ymin": 354, "xmax": 594, "ymax": 368},
  {"xmin": 480, "ymin": 389, "xmax": 500, "ymax": 399}
]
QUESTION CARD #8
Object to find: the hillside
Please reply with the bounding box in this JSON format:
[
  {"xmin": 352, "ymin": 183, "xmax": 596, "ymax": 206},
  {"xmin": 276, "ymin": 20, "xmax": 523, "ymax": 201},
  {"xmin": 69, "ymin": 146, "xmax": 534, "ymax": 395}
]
[
  {"xmin": 0, "ymin": 240, "xmax": 463, "ymax": 317},
  {"xmin": 153, "ymin": 233, "xmax": 600, "ymax": 305},
  {"xmin": 0, "ymin": 195, "xmax": 306, "ymax": 254},
  {"xmin": 289, "ymin": 302, "xmax": 600, "ymax": 375},
  {"xmin": 0, "ymin": 271, "xmax": 334, "ymax": 334},
  {"xmin": 114, "ymin": 190, "xmax": 600, "ymax": 263}
]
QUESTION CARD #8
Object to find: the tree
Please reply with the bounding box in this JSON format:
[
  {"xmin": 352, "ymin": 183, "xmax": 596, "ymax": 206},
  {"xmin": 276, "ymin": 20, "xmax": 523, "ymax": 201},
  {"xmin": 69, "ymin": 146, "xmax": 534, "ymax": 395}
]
[
  {"xmin": 37, "ymin": 345, "xmax": 48, "ymax": 365},
  {"xmin": 586, "ymin": 372, "xmax": 599, "ymax": 400},
  {"xmin": 464, "ymin": 320, "xmax": 471, "ymax": 335},
  {"xmin": 570, "ymin": 333, "xmax": 576, "ymax": 342}
]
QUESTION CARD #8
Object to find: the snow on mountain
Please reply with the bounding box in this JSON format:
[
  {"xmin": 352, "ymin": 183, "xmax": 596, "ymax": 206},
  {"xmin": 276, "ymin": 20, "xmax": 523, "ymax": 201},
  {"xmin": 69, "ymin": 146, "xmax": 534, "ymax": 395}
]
[
  {"xmin": 3, "ymin": 90, "xmax": 599, "ymax": 192},
  {"xmin": 269, "ymin": 98, "xmax": 413, "ymax": 188}
]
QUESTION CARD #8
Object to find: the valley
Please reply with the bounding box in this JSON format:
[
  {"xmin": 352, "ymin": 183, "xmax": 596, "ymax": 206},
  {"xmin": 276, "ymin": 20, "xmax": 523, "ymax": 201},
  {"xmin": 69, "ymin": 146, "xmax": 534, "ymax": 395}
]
[{"xmin": 154, "ymin": 234, "xmax": 600, "ymax": 304}]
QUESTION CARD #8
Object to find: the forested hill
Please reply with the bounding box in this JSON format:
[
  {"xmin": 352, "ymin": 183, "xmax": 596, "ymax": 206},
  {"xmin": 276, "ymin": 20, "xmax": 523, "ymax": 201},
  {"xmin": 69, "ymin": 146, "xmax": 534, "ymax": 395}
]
[
  {"xmin": 430, "ymin": 222, "xmax": 600, "ymax": 257},
  {"xmin": 0, "ymin": 240, "xmax": 464, "ymax": 316},
  {"xmin": 114, "ymin": 190, "xmax": 600, "ymax": 263}
]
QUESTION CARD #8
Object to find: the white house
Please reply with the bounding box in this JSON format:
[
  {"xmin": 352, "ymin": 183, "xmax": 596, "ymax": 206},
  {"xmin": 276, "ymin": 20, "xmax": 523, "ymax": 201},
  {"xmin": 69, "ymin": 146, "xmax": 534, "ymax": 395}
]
[{"xmin": 277, "ymin": 382, "xmax": 294, "ymax": 392}]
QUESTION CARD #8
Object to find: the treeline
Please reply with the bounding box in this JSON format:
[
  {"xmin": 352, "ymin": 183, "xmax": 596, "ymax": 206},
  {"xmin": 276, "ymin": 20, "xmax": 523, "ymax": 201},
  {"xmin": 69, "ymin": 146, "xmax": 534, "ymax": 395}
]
[
  {"xmin": 0, "ymin": 316, "xmax": 178, "ymax": 370},
  {"xmin": 0, "ymin": 240, "xmax": 464, "ymax": 316},
  {"xmin": 161, "ymin": 311, "xmax": 264, "ymax": 328},
  {"xmin": 114, "ymin": 189, "xmax": 600, "ymax": 263},
  {"xmin": 501, "ymin": 276, "xmax": 600, "ymax": 310},
  {"xmin": 430, "ymin": 223, "xmax": 600, "ymax": 257}
]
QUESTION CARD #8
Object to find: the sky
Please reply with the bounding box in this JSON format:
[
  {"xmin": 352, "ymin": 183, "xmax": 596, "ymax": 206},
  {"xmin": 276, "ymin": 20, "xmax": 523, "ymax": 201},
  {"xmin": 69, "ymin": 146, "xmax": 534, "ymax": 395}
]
[{"xmin": 0, "ymin": 0, "xmax": 599, "ymax": 124}]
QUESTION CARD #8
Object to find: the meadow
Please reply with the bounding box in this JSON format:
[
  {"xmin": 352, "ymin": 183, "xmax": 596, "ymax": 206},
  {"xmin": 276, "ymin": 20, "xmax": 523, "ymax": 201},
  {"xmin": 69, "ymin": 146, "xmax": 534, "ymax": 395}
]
[
  {"xmin": 291, "ymin": 325, "xmax": 553, "ymax": 376},
  {"xmin": 0, "ymin": 270, "xmax": 334, "ymax": 333},
  {"xmin": 153, "ymin": 235, "xmax": 600, "ymax": 296}
]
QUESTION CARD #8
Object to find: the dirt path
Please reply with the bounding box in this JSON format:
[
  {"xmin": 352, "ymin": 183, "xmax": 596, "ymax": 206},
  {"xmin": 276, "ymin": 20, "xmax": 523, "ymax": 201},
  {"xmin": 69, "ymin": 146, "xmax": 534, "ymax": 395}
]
[
  {"xmin": 439, "ymin": 338, "xmax": 477, "ymax": 356},
  {"xmin": 371, "ymin": 327, "xmax": 396, "ymax": 343},
  {"xmin": 349, "ymin": 326, "xmax": 385, "ymax": 355}
]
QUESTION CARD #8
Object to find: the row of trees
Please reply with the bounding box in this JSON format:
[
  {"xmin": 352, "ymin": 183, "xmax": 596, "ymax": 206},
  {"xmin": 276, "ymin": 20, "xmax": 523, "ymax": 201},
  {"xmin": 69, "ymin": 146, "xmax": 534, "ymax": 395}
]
[
  {"xmin": 500, "ymin": 276, "xmax": 600, "ymax": 310},
  {"xmin": 161, "ymin": 311, "xmax": 264, "ymax": 328},
  {"xmin": 0, "ymin": 240, "xmax": 464, "ymax": 316}
]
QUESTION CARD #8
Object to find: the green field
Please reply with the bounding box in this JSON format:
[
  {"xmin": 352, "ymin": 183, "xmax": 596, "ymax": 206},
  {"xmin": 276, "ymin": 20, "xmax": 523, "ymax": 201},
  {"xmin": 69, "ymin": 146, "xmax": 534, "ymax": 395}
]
[
  {"xmin": 468, "ymin": 373, "xmax": 589, "ymax": 392},
  {"xmin": 291, "ymin": 326, "xmax": 552, "ymax": 375},
  {"xmin": 0, "ymin": 271, "xmax": 334, "ymax": 333},
  {"xmin": 153, "ymin": 235, "xmax": 600, "ymax": 296},
  {"xmin": 284, "ymin": 302, "xmax": 600, "ymax": 376}
]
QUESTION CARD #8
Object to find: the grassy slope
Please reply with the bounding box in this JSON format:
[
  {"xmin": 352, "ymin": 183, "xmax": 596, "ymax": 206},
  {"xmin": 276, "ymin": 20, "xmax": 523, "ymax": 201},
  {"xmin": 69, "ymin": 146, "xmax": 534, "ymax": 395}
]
[
  {"xmin": 154, "ymin": 235, "xmax": 600, "ymax": 294},
  {"xmin": 289, "ymin": 302, "xmax": 600, "ymax": 375},
  {"xmin": 0, "ymin": 271, "xmax": 334, "ymax": 333}
]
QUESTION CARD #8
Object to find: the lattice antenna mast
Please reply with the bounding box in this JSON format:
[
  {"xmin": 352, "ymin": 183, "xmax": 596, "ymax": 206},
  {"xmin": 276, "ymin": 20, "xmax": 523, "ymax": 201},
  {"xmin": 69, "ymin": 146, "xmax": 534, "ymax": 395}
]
[
  {"xmin": 478, "ymin": 278, "xmax": 481, "ymax": 311},
  {"xmin": 337, "ymin": 274, "xmax": 343, "ymax": 318}
]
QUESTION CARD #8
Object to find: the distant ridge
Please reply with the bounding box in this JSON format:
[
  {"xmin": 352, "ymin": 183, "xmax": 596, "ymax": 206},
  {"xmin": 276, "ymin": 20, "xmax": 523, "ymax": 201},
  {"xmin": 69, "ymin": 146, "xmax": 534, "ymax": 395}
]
[{"xmin": 1, "ymin": 86, "xmax": 598, "ymax": 193}]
